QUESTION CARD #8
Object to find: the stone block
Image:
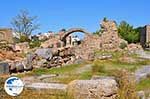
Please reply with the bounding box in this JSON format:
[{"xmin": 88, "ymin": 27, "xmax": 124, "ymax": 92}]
[{"xmin": 0, "ymin": 62, "xmax": 9, "ymax": 74}]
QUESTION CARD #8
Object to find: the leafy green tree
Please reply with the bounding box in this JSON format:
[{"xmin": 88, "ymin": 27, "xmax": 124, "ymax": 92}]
[
  {"xmin": 118, "ymin": 21, "xmax": 140, "ymax": 43},
  {"xmin": 11, "ymin": 10, "xmax": 40, "ymax": 42}
]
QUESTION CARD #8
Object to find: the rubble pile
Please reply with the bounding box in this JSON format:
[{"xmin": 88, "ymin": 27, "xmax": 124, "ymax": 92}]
[
  {"xmin": 12, "ymin": 42, "xmax": 29, "ymax": 52},
  {"xmin": 0, "ymin": 50, "xmax": 23, "ymax": 61},
  {"xmin": 126, "ymin": 43, "xmax": 143, "ymax": 53},
  {"xmin": 30, "ymin": 47, "xmax": 76, "ymax": 69}
]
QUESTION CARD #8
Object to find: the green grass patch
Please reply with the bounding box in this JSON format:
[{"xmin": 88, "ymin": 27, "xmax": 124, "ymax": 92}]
[
  {"xmin": 92, "ymin": 58, "xmax": 150, "ymax": 76},
  {"xmin": 79, "ymin": 71, "xmax": 92, "ymax": 80},
  {"xmin": 136, "ymin": 78, "xmax": 150, "ymax": 91},
  {"xmin": 32, "ymin": 64, "xmax": 81, "ymax": 75}
]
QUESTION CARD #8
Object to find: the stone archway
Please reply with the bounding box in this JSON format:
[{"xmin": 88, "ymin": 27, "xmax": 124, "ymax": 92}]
[{"xmin": 60, "ymin": 28, "xmax": 91, "ymax": 46}]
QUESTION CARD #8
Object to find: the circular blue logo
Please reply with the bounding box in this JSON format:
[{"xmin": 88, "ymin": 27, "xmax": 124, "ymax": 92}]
[{"xmin": 4, "ymin": 77, "xmax": 24, "ymax": 96}]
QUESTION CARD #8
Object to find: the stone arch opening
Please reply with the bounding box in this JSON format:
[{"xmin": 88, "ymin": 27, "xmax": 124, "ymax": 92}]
[{"xmin": 60, "ymin": 28, "xmax": 91, "ymax": 46}]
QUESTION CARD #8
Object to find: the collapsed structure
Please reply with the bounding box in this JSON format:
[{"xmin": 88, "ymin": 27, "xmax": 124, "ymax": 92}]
[{"xmin": 0, "ymin": 19, "xmax": 142, "ymax": 74}]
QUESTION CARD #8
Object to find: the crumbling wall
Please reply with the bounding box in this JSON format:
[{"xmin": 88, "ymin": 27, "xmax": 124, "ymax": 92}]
[
  {"xmin": 100, "ymin": 20, "xmax": 120, "ymax": 50},
  {"xmin": 0, "ymin": 28, "xmax": 13, "ymax": 43}
]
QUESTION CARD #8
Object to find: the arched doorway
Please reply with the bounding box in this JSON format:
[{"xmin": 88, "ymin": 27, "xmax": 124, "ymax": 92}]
[{"xmin": 60, "ymin": 28, "xmax": 91, "ymax": 46}]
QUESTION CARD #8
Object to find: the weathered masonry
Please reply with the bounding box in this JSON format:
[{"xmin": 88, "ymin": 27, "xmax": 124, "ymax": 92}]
[
  {"xmin": 0, "ymin": 28, "xmax": 13, "ymax": 43},
  {"xmin": 140, "ymin": 25, "xmax": 150, "ymax": 48}
]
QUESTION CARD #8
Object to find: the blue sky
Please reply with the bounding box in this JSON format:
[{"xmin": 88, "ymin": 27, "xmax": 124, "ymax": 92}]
[{"xmin": 0, "ymin": 0, "xmax": 150, "ymax": 35}]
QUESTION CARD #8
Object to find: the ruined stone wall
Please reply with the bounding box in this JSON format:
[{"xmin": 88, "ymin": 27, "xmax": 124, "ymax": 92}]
[
  {"xmin": 73, "ymin": 35, "xmax": 101, "ymax": 60},
  {"xmin": 140, "ymin": 25, "xmax": 150, "ymax": 47},
  {"xmin": 41, "ymin": 19, "xmax": 125, "ymax": 61},
  {"xmin": 0, "ymin": 28, "xmax": 13, "ymax": 43},
  {"xmin": 146, "ymin": 25, "xmax": 150, "ymax": 43},
  {"xmin": 140, "ymin": 26, "xmax": 146, "ymax": 47},
  {"xmin": 100, "ymin": 20, "xmax": 120, "ymax": 50}
]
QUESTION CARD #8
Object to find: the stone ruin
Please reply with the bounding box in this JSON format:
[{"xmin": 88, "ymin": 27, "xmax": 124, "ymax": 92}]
[
  {"xmin": 0, "ymin": 28, "xmax": 13, "ymax": 43},
  {"xmin": 73, "ymin": 20, "xmax": 124, "ymax": 60},
  {"xmin": 100, "ymin": 20, "xmax": 120, "ymax": 50},
  {"xmin": 0, "ymin": 19, "xmax": 142, "ymax": 74},
  {"xmin": 26, "ymin": 19, "xmax": 125, "ymax": 69}
]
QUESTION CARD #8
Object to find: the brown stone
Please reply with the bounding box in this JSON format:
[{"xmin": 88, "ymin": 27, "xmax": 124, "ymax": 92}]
[
  {"xmin": 0, "ymin": 28, "xmax": 13, "ymax": 43},
  {"xmin": 67, "ymin": 79, "xmax": 118, "ymax": 99},
  {"xmin": 100, "ymin": 20, "xmax": 120, "ymax": 50}
]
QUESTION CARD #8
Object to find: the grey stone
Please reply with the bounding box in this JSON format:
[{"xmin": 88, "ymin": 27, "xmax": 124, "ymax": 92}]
[
  {"xmin": 74, "ymin": 57, "xmax": 84, "ymax": 64},
  {"xmin": 35, "ymin": 48, "xmax": 53, "ymax": 60},
  {"xmin": 136, "ymin": 50, "xmax": 150, "ymax": 59},
  {"xmin": 23, "ymin": 53, "xmax": 35, "ymax": 70},
  {"xmin": 25, "ymin": 82, "xmax": 67, "ymax": 91},
  {"xmin": 67, "ymin": 79, "xmax": 118, "ymax": 99},
  {"xmin": 15, "ymin": 62, "xmax": 24, "ymax": 72},
  {"xmin": 135, "ymin": 65, "xmax": 150, "ymax": 83},
  {"xmin": 0, "ymin": 62, "xmax": 9, "ymax": 74}
]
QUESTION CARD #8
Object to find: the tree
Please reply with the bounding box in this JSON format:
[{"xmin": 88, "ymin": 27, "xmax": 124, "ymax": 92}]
[
  {"xmin": 118, "ymin": 21, "xmax": 140, "ymax": 43},
  {"xmin": 103, "ymin": 17, "xmax": 108, "ymax": 22},
  {"xmin": 93, "ymin": 30, "xmax": 101, "ymax": 35},
  {"xmin": 11, "ymin": 10, "xmax": 40, "ymax": 41},
  {"xmin": 60, "ymin": 28, "xmax": 66, "ymax": 32}
]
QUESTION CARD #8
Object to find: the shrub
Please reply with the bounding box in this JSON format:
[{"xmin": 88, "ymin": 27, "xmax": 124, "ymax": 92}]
[
  {"xmin": 20, "ymin": 35, "xmax": 30, "ymax": 42},
  {"xmin": 119, "ymin": 42, "xmax": 127, "ymax": 49},
  {"xmin": 29, "ymin": 40, "xmax": 41, "ymax": 48}
]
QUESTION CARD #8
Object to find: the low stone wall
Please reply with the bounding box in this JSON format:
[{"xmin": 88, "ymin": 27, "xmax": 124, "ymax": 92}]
[{"xmin": 24, "ymin": 78, "xmax": 118, "ymax": 99}]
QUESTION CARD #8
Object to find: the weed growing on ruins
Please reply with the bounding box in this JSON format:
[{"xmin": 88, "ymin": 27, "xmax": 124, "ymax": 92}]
[{"xmin": 112, "ymin": 70, "xmax": 138, "ymax": 99}]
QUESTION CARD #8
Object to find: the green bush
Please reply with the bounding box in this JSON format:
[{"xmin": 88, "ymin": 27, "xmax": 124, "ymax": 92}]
[
  {"xmin": 29, "ymin": 40, "xmax": 41, "ymax": 48},
  {"xmin": 119, "ymin": 42, "xmax": 127, "ymax": 49},
  {"xmin": 20, "ymin": 35, "xmax": 30, "ymax": 42}
]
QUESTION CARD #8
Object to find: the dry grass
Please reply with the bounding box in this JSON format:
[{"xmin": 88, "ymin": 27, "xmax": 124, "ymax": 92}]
[{"xmin": 112, "ymin": 70, "xmax": 138, "ymax": 99}]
